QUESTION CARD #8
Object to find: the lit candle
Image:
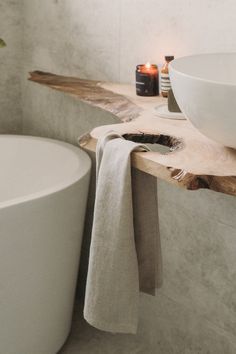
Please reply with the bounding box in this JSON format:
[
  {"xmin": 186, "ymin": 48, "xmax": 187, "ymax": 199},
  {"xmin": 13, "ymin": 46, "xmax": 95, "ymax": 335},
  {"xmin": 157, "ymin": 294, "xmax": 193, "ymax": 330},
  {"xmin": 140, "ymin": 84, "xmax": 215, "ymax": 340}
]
[{"xmin": 136, "ymin": 63, "xmax": 159, "ymax": 96}]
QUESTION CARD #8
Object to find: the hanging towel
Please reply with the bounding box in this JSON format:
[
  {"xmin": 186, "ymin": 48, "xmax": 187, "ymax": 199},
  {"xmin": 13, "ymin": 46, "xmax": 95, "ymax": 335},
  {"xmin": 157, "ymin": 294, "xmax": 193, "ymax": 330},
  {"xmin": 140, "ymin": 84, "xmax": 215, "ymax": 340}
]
[
  {"xmin": 132, "ymin": 168, "xmax": 162, "ymax": 295},
  {"xmin": 83, "ymin": 131, "xmax": 162, "ymax": 334}
]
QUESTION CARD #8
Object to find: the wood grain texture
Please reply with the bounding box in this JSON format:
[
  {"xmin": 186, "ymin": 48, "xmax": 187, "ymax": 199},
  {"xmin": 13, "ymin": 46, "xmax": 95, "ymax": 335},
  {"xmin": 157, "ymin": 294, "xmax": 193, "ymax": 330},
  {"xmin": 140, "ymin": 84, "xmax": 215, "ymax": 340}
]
[
  {"xmin": 29, "ymin": 71, "xmax": 141, "ymax": 122},
  {"xmin": 29, "ymin": 71, "xmax": 236, "ymax": 196}
]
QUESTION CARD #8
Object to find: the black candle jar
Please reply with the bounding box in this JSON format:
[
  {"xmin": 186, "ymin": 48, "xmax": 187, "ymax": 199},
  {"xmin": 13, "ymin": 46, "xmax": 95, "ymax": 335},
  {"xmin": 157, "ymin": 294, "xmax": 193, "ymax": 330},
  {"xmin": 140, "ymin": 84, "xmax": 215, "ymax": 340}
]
[{"xmin": 136, "ymin": 64, "xmax": 159, "ymax": 96}]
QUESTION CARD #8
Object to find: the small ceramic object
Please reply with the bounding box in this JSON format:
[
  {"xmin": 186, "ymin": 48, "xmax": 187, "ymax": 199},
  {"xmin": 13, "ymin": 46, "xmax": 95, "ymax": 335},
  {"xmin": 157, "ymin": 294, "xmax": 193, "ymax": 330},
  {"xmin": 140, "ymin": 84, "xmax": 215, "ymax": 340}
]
[{"xmin": 155, "ymin": 103, "xmax": 186, "ymax": 120}]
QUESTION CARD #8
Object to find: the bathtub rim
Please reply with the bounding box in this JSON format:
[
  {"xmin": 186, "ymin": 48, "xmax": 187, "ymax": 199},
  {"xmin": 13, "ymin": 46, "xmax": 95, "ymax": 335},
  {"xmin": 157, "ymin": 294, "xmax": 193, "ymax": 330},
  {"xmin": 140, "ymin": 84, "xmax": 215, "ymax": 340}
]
[{"xmin": 0, "ymin": 135, "xmax": 91, "ymax": 210}]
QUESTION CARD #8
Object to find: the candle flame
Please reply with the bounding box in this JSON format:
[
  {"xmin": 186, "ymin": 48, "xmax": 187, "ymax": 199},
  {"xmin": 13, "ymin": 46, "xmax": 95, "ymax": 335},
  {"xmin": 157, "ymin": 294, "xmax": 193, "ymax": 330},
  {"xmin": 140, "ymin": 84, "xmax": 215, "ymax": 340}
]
[{"xmin": 145, "ymin": 62, "xmax": 151, "ymax": 69}]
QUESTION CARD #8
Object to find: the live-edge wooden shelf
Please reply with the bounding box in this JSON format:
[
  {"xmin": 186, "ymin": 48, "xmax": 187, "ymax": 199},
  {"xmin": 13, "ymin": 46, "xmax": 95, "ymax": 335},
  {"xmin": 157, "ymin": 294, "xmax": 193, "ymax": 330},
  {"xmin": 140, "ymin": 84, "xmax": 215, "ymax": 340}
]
[{"xmin": 29, "ymin": 71, "xmax": 236, "ymax": 197}]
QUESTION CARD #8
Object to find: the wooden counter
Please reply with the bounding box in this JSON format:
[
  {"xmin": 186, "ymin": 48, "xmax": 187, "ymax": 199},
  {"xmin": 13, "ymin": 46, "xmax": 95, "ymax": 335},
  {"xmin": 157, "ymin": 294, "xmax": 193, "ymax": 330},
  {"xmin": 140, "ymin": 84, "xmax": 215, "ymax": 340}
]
[{"xmin": 29, "ymin": 71, "xmax": 236, "ymax": 196}]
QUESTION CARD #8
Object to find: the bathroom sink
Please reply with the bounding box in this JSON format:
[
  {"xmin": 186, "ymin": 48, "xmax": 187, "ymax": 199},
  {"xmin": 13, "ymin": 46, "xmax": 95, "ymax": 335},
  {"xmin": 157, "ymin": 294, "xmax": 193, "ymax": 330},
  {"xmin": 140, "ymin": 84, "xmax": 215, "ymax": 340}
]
[{"xmin": 169, "ymin": 53, "xmax": 236, "ymax": 149}]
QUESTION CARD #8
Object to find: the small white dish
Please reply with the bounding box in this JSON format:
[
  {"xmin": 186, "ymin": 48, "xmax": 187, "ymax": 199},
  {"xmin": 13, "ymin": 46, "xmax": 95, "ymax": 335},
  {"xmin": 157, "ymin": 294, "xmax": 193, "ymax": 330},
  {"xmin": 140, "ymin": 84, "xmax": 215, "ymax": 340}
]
[{"xmin": 155, "ymin": 103, "xmax": 186, "ymax": 120}]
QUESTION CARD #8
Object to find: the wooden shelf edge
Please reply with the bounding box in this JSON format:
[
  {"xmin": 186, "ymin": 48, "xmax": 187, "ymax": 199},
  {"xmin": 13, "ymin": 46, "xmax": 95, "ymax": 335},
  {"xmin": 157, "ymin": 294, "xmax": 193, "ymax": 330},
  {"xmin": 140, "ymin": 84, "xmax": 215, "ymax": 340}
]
[
  {"xmin": 79, "ymin": 133, "xmax": 236, "ymax": 197},
  {"xmin": 29, "ymin": 71, "xmax": 142, "ymax": 122}
]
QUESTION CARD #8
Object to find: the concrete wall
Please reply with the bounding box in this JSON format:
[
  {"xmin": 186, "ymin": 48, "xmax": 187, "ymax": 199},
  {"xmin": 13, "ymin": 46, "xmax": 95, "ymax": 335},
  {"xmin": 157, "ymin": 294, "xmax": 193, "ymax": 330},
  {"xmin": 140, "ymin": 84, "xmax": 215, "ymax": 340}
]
[
  {"xmin": 0, "ymin": 0, "xmax": 22, "ymax": 133},
  {"xmin": 21, "ymin": 1, "xmax": 236, "ymax": 353},
  {"xmin": 22, "ymin": 0, "xmax": 236, "ymax": 84},
  {"xmin": 141, "ymin": 183, "xmax": 236, "ymax": 353}
]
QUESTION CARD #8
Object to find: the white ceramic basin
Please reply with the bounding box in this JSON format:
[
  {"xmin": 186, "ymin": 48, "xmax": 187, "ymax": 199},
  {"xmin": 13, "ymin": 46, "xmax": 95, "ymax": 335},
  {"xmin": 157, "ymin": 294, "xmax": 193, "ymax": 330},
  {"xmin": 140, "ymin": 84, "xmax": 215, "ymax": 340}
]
[{"xmin": 169, "ymin": 53, "xmax": 236, "ymax": 149}]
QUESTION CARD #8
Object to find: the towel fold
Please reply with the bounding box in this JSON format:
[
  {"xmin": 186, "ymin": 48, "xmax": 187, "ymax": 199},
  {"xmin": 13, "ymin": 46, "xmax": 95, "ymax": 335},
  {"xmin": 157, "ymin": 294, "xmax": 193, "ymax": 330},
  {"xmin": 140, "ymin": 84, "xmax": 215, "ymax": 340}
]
[
  {"xmin": 132, "ymin": 168, "xmax": 163, "ymax": 295},
  {"xmin": 84, "ymin": 131, "xmax": 162, "ymax": 334}
]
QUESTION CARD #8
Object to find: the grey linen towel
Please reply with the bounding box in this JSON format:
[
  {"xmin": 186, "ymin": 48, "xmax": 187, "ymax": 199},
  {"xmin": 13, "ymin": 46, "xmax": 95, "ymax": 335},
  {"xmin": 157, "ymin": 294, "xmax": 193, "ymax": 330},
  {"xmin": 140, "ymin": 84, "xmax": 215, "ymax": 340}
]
[{"xmin": 84, "ymin": 132, "xmax": 162, "ymax": 334}]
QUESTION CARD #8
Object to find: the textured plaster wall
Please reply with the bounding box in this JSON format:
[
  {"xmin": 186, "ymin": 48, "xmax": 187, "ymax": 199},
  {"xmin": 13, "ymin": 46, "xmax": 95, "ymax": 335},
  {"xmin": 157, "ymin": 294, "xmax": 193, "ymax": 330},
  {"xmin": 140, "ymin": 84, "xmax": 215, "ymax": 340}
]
[
  {"xmin": 20, "ymin": 1, "xmax": 236, "ymax": 353},
  {"xmin": 22, "ymin": 0, "xmax": 236, "ymax": 84},
  {"xmin": 0, "ymin": 0, "xmax": 22, "ymax": 133}
]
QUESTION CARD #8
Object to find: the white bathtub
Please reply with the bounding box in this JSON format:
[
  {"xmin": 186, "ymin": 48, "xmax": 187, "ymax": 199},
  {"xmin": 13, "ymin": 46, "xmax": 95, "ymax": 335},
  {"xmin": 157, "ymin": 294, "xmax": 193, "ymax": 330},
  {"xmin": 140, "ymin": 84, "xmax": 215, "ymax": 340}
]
[{"xmin": 0, "ymin": 135, "xmax": 91, "ymax": 354}]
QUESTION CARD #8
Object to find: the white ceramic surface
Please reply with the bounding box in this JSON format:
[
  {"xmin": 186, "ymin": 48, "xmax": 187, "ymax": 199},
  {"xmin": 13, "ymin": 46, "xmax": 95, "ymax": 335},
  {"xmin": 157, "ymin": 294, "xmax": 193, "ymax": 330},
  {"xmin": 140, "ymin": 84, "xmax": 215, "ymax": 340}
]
[
  {"xmin": 0, "ymin": 135, "xmax": 91, "ymax": 354},
  {"xmin": 169, "ymin": 53, "xmax": 236, "ymax": 149},
  {"xmin": 155, "ymin": 103, "xmax": 186, "ymax": 120}
]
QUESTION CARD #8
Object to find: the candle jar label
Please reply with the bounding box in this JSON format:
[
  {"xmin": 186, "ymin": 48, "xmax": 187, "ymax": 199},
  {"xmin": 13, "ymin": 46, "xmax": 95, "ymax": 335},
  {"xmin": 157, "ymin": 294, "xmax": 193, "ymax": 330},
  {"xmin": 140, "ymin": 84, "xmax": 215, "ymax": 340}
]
[{"xmin": 136, "ymin": 65, "xmax": 159, "ymax": 96}]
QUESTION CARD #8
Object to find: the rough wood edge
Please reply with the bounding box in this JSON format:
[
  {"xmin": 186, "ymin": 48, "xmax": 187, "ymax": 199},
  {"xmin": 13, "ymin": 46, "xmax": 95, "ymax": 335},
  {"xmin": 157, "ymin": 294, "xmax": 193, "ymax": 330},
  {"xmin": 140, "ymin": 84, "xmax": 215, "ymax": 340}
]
[
  {"xmin": 122, "ymin": 132, "xmax": 184, "ymax": 152},
  {"xmin": 79, "ymin": 133, "xmax": 236, "ymax": 196},
  {"xmin": 29, "ymin": 71, "xmax": 142, "ymax": 122}
]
